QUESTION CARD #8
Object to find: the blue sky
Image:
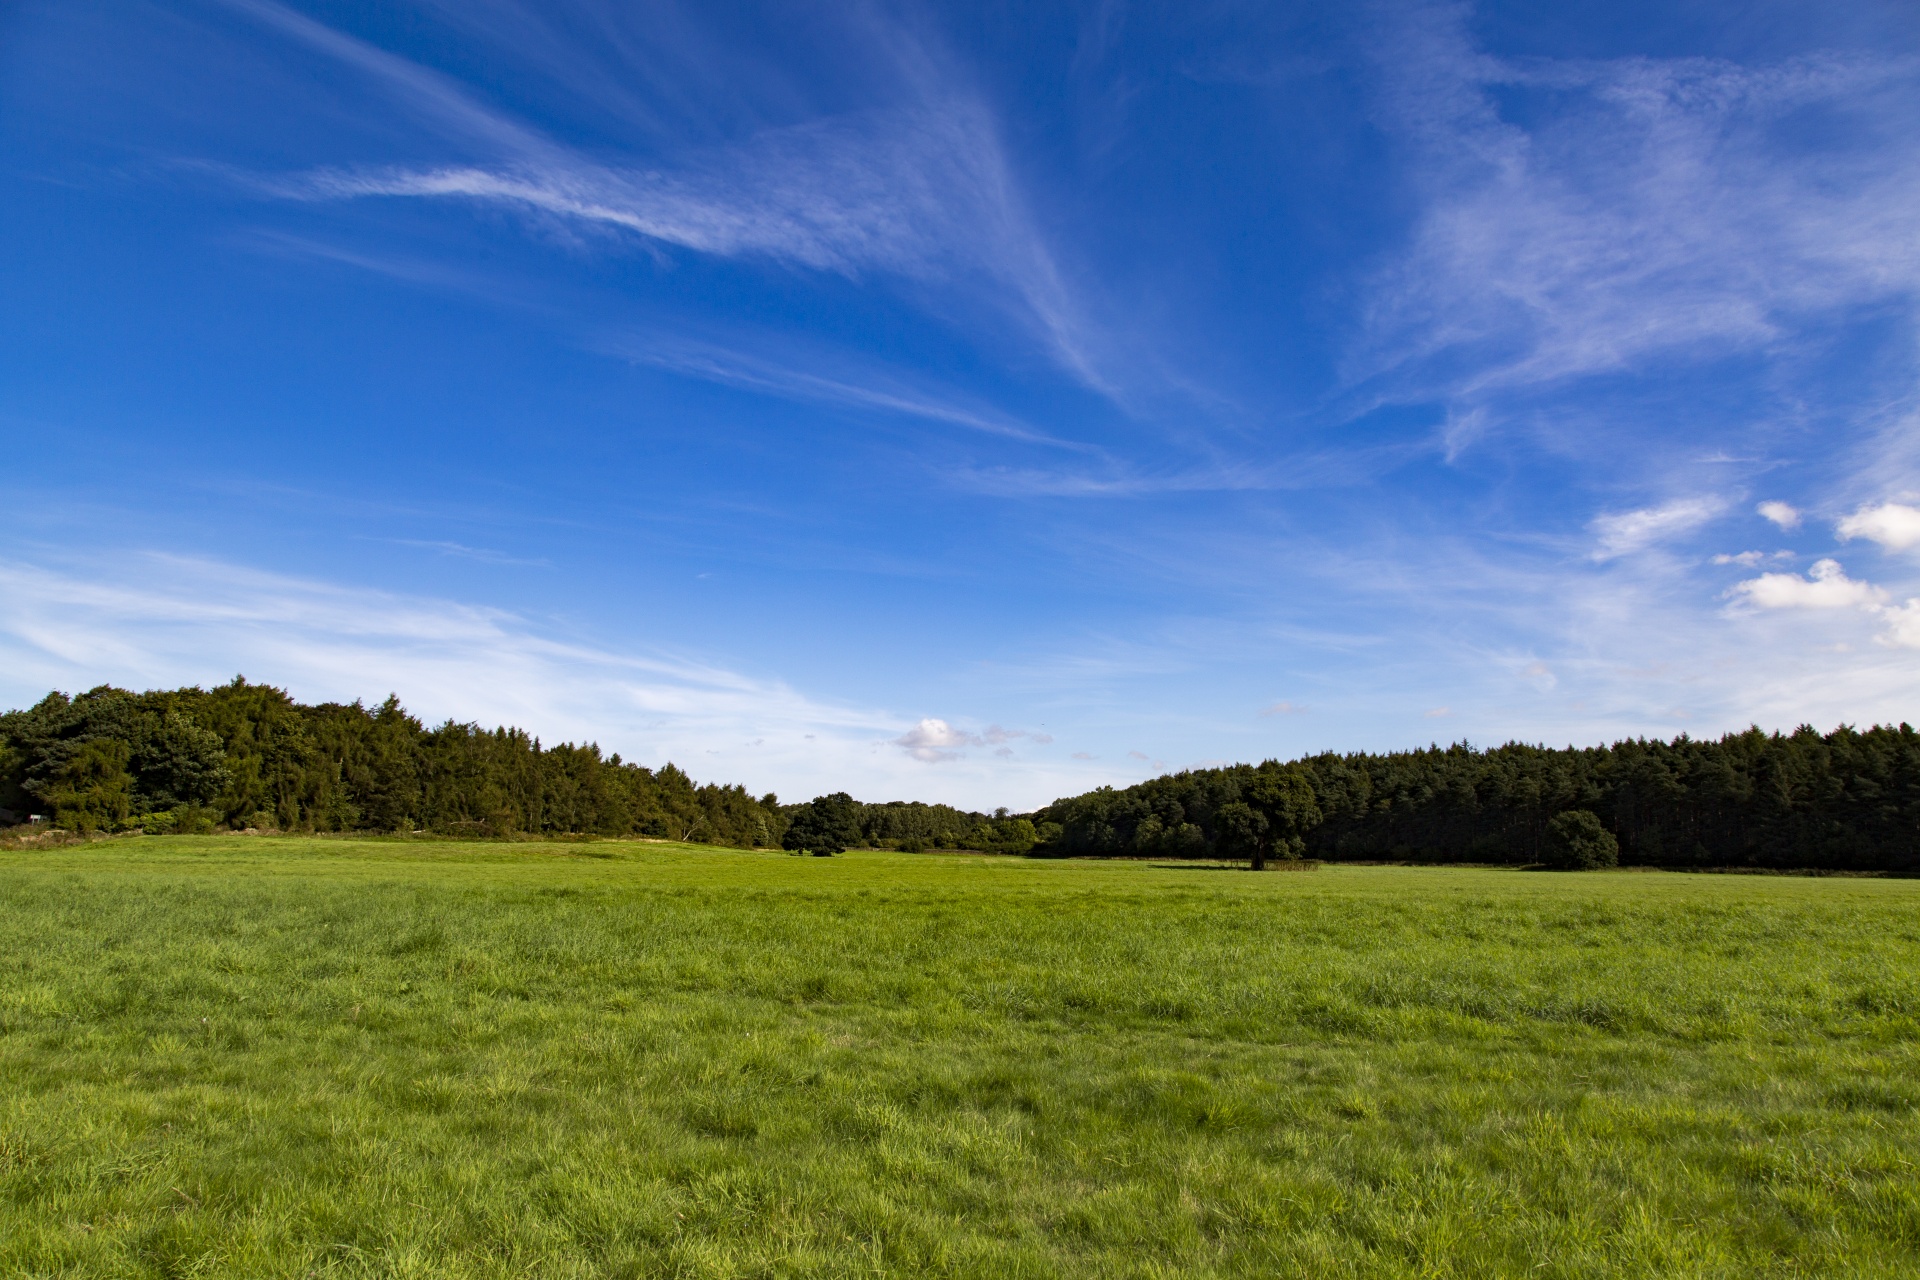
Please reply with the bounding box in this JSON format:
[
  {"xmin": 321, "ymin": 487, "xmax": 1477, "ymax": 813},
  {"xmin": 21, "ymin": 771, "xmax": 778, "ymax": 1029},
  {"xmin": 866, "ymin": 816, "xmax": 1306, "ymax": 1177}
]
[{"xmin": 4, "ymin": 0, "xmax": 1920, "ymax": 808}]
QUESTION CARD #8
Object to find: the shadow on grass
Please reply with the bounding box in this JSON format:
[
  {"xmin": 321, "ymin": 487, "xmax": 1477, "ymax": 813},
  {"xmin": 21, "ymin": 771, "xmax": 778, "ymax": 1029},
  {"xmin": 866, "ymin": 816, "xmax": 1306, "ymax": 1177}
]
[{"xmin": 1148, "ymin": 862, "xmax": 1322, "ymax": 872}]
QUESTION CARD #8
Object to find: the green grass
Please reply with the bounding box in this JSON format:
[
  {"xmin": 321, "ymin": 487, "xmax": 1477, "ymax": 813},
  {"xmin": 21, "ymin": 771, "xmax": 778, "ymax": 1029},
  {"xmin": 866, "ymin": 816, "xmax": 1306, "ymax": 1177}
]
[{"xmin": 1, "ymin": 839, "xmax": 1917, "ymax": 1278}]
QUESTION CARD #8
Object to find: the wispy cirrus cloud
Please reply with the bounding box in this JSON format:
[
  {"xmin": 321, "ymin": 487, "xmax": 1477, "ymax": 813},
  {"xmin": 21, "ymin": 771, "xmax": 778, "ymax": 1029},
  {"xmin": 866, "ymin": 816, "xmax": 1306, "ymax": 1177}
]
[
  {"xmin": 1360, "ymin": 24, "xmax": 1920, "ymax": 400},
  {"xmin": 222, "ymin": 0, "xmax": 1111, "ymax": 397},
  {"xmin": 1590, "ymin": 496, "xmax": 1725, "ymax": 559},
  {"xmin": 602, "ymin": 332, "xmax": 1097, "ymax": 452}
]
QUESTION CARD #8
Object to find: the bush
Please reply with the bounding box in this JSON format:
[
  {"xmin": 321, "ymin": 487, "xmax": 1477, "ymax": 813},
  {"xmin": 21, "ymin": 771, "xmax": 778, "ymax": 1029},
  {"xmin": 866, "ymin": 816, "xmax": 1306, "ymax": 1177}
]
[
  {"xmin": 1545, "ymin": 809, "xmax": 1619, "ymax": 870},
  {"xmin": 142, "ymin": 805, "xmax": 217, "ymax": 836}
]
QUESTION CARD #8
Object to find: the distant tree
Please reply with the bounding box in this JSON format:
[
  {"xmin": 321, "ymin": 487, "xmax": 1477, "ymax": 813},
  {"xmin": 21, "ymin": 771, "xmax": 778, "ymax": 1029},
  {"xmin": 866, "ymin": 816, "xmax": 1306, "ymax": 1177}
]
[
  {"xmin": 783, "ymin": 792, "xmax": 863, "ymax": 854},
  {"xmin": 1214, "ymin": 801, "xmax": 1268, "ymax": 867},
  {"xmin": 1243, "ymin": 765, "xmax": 1322, "ymax": 869},
  {"xmin": 996, "ymin": 817, "xmax": 1039, "ymax": 854},
  {"xmin": 1544, "ymin": 809, "xmax": 1618, "ymax": 870}
]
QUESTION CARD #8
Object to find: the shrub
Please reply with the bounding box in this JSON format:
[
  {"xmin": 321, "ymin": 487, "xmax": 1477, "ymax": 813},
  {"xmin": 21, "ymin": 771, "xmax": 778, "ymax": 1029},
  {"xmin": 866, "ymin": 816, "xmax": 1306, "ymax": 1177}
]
[{"xmin": 1545, "ymin": 809, "xmax": 1619, "ymax": 870}]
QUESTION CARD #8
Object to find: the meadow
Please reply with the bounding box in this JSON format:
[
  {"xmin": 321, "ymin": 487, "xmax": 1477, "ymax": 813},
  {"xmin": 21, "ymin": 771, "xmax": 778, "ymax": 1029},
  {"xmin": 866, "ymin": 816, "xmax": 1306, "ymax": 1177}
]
[{"xmin": 0, "ymin": 839, "xmax": 1916, "ymax": 1278}]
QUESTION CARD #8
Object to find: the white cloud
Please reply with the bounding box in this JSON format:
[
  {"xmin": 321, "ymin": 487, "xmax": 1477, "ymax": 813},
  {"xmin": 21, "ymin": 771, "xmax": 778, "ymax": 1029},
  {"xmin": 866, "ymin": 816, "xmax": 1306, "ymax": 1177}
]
[
  {"xmin": 1260, "ymin": 700, "xmax": 1306, "ymax": 716},
  {"xmin": 1757, "ymin": 501, "xmax": 1802, "ymax": 530},
  {"xmin": 891, "ymin": 717, "xmax": 1050, "ymax": 762},
  {"xmin": 1591, "ymin": 497, "xmax": 1723, "ymax": 559},
  {"xmin": 893, "ymin": 718, "xmax": 973, "ymax": 762},
  {"xmin": 1878, "ymin": 600, "xmax": 1920, "ymax": 649},
  {"xmin": 1837, "ymin": 502, "xmax": 1920, "ymax": 551},
  {"xmin": 1730, "ymin": 558, "xmax": 1886, "ymax": 610}
]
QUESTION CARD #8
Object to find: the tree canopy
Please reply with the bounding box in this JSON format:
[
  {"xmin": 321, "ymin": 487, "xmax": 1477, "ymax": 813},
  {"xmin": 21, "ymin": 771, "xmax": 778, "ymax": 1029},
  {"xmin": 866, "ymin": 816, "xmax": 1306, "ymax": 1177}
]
[
  {"xmin": 1032, "ymin": 726, "xmax": 1920, "ymax": 872},
  {"xmin": 6, "ymin": 682, "xmax": 1915, "ymax": 872}
]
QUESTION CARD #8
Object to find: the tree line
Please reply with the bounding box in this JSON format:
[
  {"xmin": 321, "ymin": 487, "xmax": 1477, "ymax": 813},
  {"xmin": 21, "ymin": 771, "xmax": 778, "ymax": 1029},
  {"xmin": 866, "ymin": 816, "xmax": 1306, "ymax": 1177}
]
[
  {"xmin": 1032, "ymin": 725, "xmax": 1920, "ymax": 872},
  {"xmin": 0, "ymin": 681, "xmax": 788, "ymax": 843},
  {"xmin": 0, "ymin": 681, "xmax": 1035, "ymax": 852},
  {"xmin": 5, "ymin": 681, "xmax": 1916, "ymax": 870}
]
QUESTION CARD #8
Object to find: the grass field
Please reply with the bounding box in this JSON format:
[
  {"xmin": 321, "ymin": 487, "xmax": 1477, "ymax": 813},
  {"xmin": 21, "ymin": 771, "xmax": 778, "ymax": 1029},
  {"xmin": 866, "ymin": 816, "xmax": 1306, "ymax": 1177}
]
[{"xmin": 1, "ymin": 839, "xmax": 1916, "ymax": 1278}]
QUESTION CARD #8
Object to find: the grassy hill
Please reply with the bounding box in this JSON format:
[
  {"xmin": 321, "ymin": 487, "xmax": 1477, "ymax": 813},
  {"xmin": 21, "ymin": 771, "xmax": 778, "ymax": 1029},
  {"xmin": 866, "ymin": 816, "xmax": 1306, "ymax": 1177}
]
[{"xmin": 2, "ymin": 839, "xmax": 1916, "ymax": 1276}]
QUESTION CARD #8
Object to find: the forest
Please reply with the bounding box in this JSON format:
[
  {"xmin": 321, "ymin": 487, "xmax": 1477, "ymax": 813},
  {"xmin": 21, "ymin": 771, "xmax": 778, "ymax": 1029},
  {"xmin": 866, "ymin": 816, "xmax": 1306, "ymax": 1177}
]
[
  {"xmin": 0, "ymin": 681, "xmax": 1036, "ymax": 852},
  {"xmin": 3, "ymin": 680, "xmax": 1916, "ymax": 870},
  {"xmin": 1034, "ymin": 727, "xmax": 1920, "ymax": 872}
]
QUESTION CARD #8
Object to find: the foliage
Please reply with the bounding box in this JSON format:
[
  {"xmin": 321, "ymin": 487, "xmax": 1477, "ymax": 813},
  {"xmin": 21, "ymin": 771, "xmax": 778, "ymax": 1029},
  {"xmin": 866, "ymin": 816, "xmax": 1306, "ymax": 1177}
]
[
  {"xmin": 1036, "ymin": 761, "xmax": 1324, "ymax": 867},
  {"xmin": 39, "ymin": 737, "xmax": 134, "ymax": 833},
  {"xmin": 782, "ymin": 791, "xmax": 862, "ymax": 853},
  {"xmin": 0, "ymin": 681, "xmax": 787, "ymax": 846},
  {"xmin": 1, "ymin": 840, "xmax": 1917, "ymax": 1276},
  {"xmin": 0, "ymin": 682, "xmax": 1042, "ymax": 852},
  {"xmin": 1037, "ymin": 725, "xmax": 1920, "ymax": 871},
  {"xmin": 11, "ymin": 681, "xmax": 1919, "ymax": 871},
  {"xmin": 800, "ymin": 798, "xmax": 1039, "ymax": 853},
  {"xmin": 1545, "ymin": 808, "xmax": 1619, "ymax": 869}
]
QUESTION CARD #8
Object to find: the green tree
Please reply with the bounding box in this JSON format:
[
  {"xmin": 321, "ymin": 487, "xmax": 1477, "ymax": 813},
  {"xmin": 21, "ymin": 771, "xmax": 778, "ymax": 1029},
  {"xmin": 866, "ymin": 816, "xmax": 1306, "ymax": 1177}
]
[
  {"xmin": 784, "ymin": 792, "xmax": 863, "ymax": 854},
  {"xmin": 1544, "ymin": 809, "xmax": 1618, "ymax": 870},
  {"xmin": 1214, "ymin": 801, "xmax": 1268, "ymax": 867},
  {"xmin": 1244, "ymin": 765, "xmax": 1322, "ymax": 869}
]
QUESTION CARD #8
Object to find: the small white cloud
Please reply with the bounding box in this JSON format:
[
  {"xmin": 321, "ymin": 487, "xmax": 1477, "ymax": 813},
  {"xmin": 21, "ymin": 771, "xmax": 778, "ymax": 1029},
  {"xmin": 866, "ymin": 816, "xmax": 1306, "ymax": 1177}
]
[
  {"xmin": 1878, "ymin": 600, "xmax": 1920, "ymax": 649},
  {"xmin": 1756, "ymin": 501, "xmax": 1802, "ymax": 531},
  {"xmin": 1424, "ymin": 707, "xmax": 1451, "ymax": 718},
  {"xmin": 894, "ymin": 718, "xmax": 1050, "ymax": 762},
  {"xmin": 1071, "ymin": 751, "xmax": 1094, "ymax": 760},
  {"xmin": 1837, "ymin": 503, "xmax": 1920, "ymax": 552},
  {"xmin": 1730, "ymin": 559, "xmax": 1885, "ymax": 610},
  {"xmin": 893, "ymin": 717, "xmax": 974, "ymax": 762},
  {"xmin": 993, "ymin": 746, "xmax": 1014, "ymax": 758},
  {"xmin": 1260, "ymin": 700, "xmax": 1306, "ymax": 716},
  {"xmin": 1591, "ymin": 497, "xmax": 1723, "ymax": 560},
  {"xmin": 1127, "ymin": 750, "xmax": 1148, "ymax": 760},
  {"xmin": 1713, "ymin": 551, "xmax": 1765, "ymax": 566}
]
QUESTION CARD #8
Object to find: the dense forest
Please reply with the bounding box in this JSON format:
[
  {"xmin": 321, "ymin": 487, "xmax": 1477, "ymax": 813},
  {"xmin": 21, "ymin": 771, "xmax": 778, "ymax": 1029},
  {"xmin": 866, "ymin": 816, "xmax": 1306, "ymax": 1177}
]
[
  {"xmin": 0, "ymin": 681, "xmax": 1035, "ymax": 851},
  {"xmin": 1034, "ymin": 726, "xmax": 1920, "ymax": 872},
  {"xmin": 4, "ymin": 681, "xmax": 1916, "ymax": 870}
]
